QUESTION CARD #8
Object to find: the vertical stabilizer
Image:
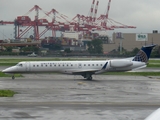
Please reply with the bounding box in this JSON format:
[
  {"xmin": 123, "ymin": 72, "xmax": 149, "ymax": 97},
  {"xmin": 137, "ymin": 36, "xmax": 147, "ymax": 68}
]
[{"xmin": 132, "ymin": 44, "xmax": 156, "ymax": 63}]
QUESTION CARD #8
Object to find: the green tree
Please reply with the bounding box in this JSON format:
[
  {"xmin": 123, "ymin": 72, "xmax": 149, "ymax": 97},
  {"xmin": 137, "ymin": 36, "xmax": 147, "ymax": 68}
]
[
  {"xmin": 21, "ymin": 46, "xmax": 39, "ymax": 53},
  {"xmin": 132, "ymin": 47, "xmax": 139, "ymax": 55},
  {"xmin": 151, "ymin": 45, "xmax": 160, "ymax": 57},
  {"xmin": 64, "ymin": 48, "xmax": 71, "ymax": 53},
  {"xmin": 5, "ymin": 46, "xmax": 12, "ymax": 52},
  {"xmin": 87, "ymin": 39, "xmax": 103, "ymax": 54}
]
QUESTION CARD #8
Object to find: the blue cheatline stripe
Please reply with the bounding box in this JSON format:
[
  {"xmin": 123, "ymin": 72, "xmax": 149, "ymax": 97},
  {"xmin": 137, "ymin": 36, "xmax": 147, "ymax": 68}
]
[{"xmin": 102, "ymin": 62, "xmax": 108, "ymax": 70}]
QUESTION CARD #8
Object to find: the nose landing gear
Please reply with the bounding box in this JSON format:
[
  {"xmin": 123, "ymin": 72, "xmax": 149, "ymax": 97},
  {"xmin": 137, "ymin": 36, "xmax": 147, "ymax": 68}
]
[{"xmin": 12, "ymin": 75, "xmax": 15, "ymax": 80}]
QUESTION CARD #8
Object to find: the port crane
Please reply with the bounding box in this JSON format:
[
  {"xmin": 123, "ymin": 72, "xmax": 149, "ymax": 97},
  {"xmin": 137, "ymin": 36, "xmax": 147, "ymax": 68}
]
[{"xmin": 0, "ymin": 0, "xmax": 136, "ymax": 40}]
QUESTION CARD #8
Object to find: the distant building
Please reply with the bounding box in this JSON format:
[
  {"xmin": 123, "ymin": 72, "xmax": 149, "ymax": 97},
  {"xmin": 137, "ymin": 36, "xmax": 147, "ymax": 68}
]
[
  {"xmin": 103, "ymin": 32, "xmax": 160, "ymax": 53},
  {"xmin": 62, "ymin": 31, "xmax": 81, "ymax": 40}
]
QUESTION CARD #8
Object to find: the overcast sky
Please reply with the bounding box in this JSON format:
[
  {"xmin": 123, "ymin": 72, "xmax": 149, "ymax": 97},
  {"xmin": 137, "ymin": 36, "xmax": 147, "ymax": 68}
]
[{"xmin": 0, "ymin": 0, "xmax": 160, "ymax": 39}]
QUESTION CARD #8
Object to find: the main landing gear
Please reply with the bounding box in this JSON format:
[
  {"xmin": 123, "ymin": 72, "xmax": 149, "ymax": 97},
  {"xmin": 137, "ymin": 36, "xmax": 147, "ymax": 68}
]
[
  {"xmin": 87, "ymin": 76, "xmax": 92, "ymax": 80},
  {"xmin": 82, "ymin": 73, "xmax": 93, "ymax": 80}
]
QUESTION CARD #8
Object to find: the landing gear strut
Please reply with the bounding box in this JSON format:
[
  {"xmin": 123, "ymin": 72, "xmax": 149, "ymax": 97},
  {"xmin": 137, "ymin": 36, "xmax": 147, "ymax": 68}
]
[{"xmin": 82, "ymin": 73, "xmax": 93, "ymax": 80}]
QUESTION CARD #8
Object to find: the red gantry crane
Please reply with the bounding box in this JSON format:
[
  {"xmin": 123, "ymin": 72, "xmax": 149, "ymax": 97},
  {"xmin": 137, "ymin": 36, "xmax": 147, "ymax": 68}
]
[
  {"xmin": 97, "ymin": 0, "xmax": 136, "ymax": 30},
  {"xmin": 0, "ymin": 0, "xmax": 136, "ymax": 40},
  {"xmin": 15, "ymin": 5, "xmax": 50, "ymax": 40}
]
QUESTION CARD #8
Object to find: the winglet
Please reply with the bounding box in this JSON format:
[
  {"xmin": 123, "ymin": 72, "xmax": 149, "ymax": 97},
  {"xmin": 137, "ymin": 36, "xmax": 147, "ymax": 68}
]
[
  {"xmin": 132, "ymin": 44, "xmax": 156, "ymax": 63},
  {"xmin": 102, "ymin": 62, "xmax": 108, "ymax": 70}
]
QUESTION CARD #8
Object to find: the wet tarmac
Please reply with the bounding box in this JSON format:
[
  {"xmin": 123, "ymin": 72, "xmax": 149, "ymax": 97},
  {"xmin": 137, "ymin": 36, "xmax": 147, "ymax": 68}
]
[{"xmin": 0, "ymin": 74, "xmax": 160, "ymax": 120}]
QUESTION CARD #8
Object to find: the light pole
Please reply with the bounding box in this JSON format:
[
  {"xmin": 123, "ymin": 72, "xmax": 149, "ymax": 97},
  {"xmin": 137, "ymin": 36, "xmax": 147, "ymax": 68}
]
[
  {"xmin": 116, "ymin": 32, "xmax": 123, "ymax": 54},
  {"xmin": 10, "ymin": 34, "xmax": 12, "ymax": 39}
]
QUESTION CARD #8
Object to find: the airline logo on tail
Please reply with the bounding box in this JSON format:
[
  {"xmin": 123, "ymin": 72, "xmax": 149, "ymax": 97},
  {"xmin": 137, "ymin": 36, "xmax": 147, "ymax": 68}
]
[
  {"xmin": 132, "ymin": 44, "xmax": 156, "ymax": 63},
  {"xmin": 132, "ymin": 50, "xmax": 148, "ymax": 62}
]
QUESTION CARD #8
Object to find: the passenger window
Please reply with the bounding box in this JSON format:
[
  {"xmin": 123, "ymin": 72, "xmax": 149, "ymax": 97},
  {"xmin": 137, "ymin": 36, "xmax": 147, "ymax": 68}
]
[
  {"xmin": 33, "ymin": 65, "xmax": 35, "ymax": 67},
  {"xmin": 88, "ymin": 64, "xmax": 90, "ymax": 66},
  {"xmin": 92, "ymin": 64, "xmax": 94, "ymax": 66}
]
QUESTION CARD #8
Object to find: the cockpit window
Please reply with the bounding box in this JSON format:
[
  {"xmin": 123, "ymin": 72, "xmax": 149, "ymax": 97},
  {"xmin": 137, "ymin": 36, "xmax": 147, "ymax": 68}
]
[{"xmin": 16, "ymin": 63, "xmax": 23, "ymax": 67}]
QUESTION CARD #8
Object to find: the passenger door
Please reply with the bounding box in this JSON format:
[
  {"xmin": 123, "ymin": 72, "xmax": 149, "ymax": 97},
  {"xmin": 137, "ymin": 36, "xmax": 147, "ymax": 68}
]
[{"xmin": 25, "ymin": 62, "xmax": 30, "ymax": 71}]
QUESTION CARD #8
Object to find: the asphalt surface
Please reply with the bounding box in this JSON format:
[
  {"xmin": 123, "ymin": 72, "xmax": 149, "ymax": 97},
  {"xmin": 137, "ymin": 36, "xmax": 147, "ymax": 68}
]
[{"xmin": 0, "ymin": 73, "xmax": 160, "ymax": 120}]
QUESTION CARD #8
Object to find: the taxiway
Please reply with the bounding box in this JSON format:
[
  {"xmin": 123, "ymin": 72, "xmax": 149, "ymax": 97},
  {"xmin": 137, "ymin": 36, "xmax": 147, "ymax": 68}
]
[{"xmin": 0, "ymin": 74, "xmax": 160, "ymax": 119}]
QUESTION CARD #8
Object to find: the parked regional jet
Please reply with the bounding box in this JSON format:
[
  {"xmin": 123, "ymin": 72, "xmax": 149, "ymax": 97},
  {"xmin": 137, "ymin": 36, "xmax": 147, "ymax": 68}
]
[{"xmin": 2, "ymin": 44, "xmax": 156, "ymax": 80}]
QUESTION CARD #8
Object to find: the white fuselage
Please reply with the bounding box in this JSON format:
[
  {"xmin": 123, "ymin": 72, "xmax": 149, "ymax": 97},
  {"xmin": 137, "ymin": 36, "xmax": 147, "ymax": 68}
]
[{"xmin": 3, "ymin": 59, "xmax": 146, "ymax": 75}]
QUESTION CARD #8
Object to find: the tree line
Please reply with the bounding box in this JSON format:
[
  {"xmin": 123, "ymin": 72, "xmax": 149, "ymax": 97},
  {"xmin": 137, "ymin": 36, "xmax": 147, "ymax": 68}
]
[{"xmin": 0, "ymin": 38, "xmax": 160, "ymax": 57}]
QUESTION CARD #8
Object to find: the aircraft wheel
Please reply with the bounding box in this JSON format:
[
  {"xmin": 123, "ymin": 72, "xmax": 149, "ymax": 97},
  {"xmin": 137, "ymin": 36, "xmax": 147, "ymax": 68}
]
[
  {"xmin": 12, "ymin": 76, "xmax": 15, "ymax": 79},
  {"xmin": 87, "ymin": 76, "xmax": 92, "ymax": 80}
]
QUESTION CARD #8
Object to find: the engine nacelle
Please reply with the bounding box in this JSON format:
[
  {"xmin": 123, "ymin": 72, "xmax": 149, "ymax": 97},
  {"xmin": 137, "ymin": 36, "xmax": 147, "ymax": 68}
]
[{"xmin": 110, "ymin": 59, "xmax": 133, "ymax": 68}]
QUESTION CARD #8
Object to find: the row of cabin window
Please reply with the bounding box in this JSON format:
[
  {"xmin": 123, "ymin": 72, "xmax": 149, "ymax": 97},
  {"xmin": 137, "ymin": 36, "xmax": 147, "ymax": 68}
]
[{"xmin": 32, "ymin": 64, "xmax": 103, "ymax": 67}]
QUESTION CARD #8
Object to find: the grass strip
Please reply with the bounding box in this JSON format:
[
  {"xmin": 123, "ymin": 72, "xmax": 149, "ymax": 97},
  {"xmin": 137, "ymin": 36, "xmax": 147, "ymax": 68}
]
[
  {"xmin": 147, "ymin": 64, "xmax": 160, "ymax": 67},
  {"xmin": 0, "ymin": 90, "xmax": 16, "ymax": 97},
  {"xmin": 0, "ymin": 72, "xmax": 22, "ymax": 77},
  {"xmin": 103, "ymin": 72, "xmax": 160, "ymax": 76},
  {"xmin": 148, "ymin": 60, "xmax": 160, "ymax": 63}
]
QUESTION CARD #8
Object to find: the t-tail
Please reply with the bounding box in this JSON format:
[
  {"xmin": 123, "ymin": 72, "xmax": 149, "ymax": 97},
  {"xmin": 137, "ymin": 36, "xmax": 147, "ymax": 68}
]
[{"xmin": 132, "ymin": 44, "xmax": 156, "ymax": 63}]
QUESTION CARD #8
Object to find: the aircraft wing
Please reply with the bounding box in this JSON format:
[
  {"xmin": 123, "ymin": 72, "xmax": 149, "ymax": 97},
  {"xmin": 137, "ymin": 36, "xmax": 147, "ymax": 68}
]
[
  {"xmin": 128, "ymin": 65, "xmax": 147, "ymax": 72},
  {"xmin": 72, "ymin": 69, "xmax": 101, "ymax": 74},
  {"xmin": 145, "ymin": 108, "xmax": 160, "ymax": 120},
  {"xmin": 60, "ymin": 68, "xmax": 102, "ymax": 75},
  {"xmin": 62, "ymin": 62, "xmax": 108, "ymax": 75}
]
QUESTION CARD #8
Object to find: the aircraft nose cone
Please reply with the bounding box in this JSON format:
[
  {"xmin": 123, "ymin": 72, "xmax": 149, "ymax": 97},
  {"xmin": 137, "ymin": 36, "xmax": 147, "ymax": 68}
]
[
  {"xmin": 2, "ymin": 67, "xmax": 13, "ymax": 73},
  {"xmin": 2, "ymin": 66, "xmax": 17, "ymax": 73},
  {"xmin": 2, "ymin": 68, "xmax": 9, "ymax": 73}
]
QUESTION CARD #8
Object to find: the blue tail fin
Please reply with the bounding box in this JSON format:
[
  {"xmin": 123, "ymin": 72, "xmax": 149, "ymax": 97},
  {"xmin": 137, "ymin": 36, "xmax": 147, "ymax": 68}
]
[{"xmin": 132, "ymin": 44, "xmax": 156, "ymax": 63}]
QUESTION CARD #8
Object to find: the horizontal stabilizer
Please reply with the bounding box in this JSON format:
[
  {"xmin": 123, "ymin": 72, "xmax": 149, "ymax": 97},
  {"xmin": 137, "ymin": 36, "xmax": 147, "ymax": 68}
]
[{"xmin": 131, "ymin": 65, "xmax": 147, "ymax": 71}]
